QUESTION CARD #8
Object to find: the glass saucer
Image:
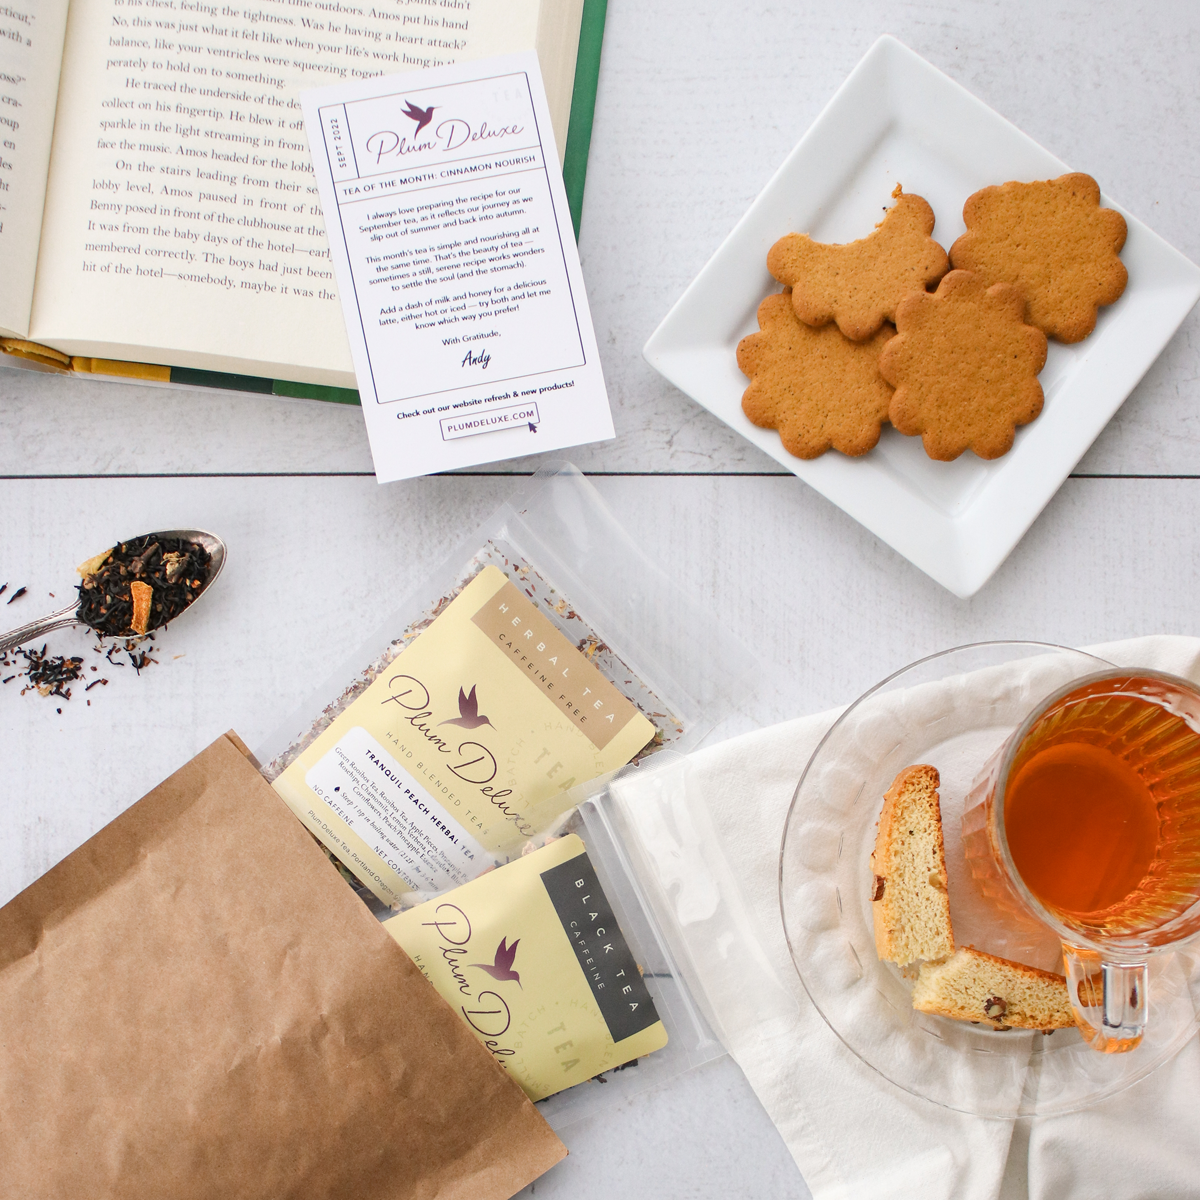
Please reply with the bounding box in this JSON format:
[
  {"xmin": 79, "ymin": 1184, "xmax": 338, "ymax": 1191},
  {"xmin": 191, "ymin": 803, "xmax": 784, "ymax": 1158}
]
[{"xmin": 779, "ymin": 641, "xmax": 1200, "ymax": 1117}]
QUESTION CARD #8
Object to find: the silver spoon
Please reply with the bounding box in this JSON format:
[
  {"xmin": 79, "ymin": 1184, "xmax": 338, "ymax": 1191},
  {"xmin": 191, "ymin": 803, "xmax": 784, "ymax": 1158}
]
[{"xmin": 0, "ymin": 529, "xmax": 227, "ymax": 655}]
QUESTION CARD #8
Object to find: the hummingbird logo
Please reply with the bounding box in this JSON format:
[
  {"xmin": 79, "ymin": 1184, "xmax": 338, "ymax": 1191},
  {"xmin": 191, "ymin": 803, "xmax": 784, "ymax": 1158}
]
[
  {"xmin": 401, "ymin": 99, "xmax": 436, "ymax": 137},
  {"xmin": 472, "ymin": 937, "xmax": 521, "ymax": 987},
  {"xmin": 439, "ymin": 684, "xmax": 493, "ymax": 730}
]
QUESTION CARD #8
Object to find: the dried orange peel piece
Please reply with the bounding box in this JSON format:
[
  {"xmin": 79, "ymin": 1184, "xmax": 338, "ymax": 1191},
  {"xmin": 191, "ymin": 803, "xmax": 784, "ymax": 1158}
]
[
  {"xmin": 77, "ymin": 549, "xmax": 112, "ymax": 578},
  {"xmin": 130, "ymin": 580, "xmax": 153, "ymax": 635}
]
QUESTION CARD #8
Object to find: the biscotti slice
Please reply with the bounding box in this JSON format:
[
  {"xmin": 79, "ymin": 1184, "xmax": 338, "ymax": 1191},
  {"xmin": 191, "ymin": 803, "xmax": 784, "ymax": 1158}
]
[
  {"xmin": 870, "ymin": 764, "xmax": 954, "ymax": 966},
  {"xmin": 912, "ymin": 946, "xmax": 1075, "ymax": 1031}
]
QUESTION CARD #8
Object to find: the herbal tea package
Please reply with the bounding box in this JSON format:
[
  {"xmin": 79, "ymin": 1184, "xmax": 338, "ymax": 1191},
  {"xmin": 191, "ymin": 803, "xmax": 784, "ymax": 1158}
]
[
  {"xmin": 385, "ymin": 835, "xmax": 669, "ymax": 1101},
  {"xmin": 271, "ymin": 565, "xmax": 656, "ymax": 907},
  {"xmin": 261, "ymin": 464, "xmax": 754, "ymax": 911}
]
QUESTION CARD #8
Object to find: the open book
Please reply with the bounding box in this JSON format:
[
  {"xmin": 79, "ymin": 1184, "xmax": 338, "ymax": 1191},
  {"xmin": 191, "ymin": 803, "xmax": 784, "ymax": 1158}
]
[{"xmin": 1, "ymin": 0, "xmax": 600, "ymax": 399}]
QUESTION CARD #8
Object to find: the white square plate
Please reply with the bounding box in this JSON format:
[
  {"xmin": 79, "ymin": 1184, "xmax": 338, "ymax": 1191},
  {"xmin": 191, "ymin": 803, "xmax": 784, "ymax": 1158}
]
[{"xmin": 643, "ymin": 36, "xmax": 1200, "ymax": 597}]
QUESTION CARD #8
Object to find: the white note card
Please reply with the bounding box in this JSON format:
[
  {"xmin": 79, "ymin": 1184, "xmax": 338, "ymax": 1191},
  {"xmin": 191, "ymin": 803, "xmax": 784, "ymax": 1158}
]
[{"xmin": 301, "ymin": 53, "xmax": 615, "ymax": 482}]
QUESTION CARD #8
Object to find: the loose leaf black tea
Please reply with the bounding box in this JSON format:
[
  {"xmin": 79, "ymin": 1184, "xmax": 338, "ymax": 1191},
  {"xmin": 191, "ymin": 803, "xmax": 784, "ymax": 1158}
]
[
  {"xmin": 2, "ymin": 631, "xmax": 163, "ymax": 709},
  {"xmin": 77, "ymin": 536, "xmax": 211, "ymax": 638},
  {"xmin": 1, "ymin": 644, "xmax": 85, "ymax": 699}
]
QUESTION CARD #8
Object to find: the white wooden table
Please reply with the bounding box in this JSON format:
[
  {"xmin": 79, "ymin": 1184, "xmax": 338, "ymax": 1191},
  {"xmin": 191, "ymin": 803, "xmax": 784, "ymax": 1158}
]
[{"xmin": 3, "ymin": 3, "xmax": 1199, "ymax": 1197}]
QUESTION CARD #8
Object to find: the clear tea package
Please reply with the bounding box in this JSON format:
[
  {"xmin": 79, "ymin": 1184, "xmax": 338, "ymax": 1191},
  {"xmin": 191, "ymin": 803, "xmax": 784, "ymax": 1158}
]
[{"xmin": 258, "ymin": 464, "xmax": 753, "ymax": 913}]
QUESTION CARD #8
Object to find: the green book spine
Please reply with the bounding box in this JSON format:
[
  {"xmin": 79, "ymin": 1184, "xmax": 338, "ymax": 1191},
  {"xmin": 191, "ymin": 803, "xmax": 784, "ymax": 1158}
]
[
  {"xmin": 563, "ymin": 0, "xmax": 608, "ymax": 240},
  {"xmin": 170, "ymin": 367, "xmax": 273, "ymax": 394},
  {"xmin": 166, "ymin": 368, "xmax": 362, "ymax": 404},
  {"xmin": 271, "ymin": 379, "xmax": 362, "ymax": 406}
]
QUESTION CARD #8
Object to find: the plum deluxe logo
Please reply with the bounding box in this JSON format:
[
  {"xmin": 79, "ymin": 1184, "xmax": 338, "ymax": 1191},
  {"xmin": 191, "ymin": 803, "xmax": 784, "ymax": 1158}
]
[
  {"xmin": 438, "ymin": 684, "xmax": 493, "ymax": 730},
  {"xmin": 472, "ymin": 936, "xmax": 522, "ymax": 987},
  {"xmin": 401, "ymin": 99, "xmax": 436, "ymax": 137}
]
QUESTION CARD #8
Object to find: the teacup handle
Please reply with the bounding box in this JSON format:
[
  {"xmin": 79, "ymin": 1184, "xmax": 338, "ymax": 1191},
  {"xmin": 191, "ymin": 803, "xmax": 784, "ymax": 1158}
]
[{"xmin": 1062, "ymin": 944, "xmax": 1148, "ymax": 1053}]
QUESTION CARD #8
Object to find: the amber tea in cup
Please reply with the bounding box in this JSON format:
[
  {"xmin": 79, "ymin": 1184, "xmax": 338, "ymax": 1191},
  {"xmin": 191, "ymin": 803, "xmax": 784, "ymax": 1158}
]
[{"xmin": 964, "ymin": 670, "xmax": 1200, "ymax": 1053}]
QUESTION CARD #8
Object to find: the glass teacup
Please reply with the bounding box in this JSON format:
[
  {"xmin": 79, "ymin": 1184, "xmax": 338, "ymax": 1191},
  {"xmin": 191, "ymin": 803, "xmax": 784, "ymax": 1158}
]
[{"xmin": 963, "ymin": 669, "xmax": 1200, "ymax": 1053}]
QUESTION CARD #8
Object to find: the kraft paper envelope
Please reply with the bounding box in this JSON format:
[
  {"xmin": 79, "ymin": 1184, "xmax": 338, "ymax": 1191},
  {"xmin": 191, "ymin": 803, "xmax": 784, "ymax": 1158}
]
[{"xmin": 0, "ymin": 731, "xmax": 565, "ymax": 1199}]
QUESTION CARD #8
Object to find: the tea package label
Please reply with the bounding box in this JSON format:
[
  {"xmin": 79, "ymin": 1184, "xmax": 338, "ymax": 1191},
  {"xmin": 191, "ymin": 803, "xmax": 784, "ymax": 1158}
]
[
  {"xmin": 385, "ymin": 835, "xmax": 669, "ymax": 1100},
  {"xmin": 272, "ymin": 567, "xmax": 656, "ymax": 906},
  {"xmin": 302, "ymin": 725, "xmax": 491, "ymax": 893}
]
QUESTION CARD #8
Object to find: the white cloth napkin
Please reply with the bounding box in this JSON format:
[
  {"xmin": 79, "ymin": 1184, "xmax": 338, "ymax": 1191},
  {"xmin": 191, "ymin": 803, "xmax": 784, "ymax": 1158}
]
[{"xmin": 615, "ymin": 636, "xmax": 1200, "ymax": 1200}]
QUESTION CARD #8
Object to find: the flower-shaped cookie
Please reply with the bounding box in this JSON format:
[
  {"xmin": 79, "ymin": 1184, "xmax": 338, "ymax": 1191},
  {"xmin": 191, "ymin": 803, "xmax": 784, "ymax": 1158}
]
[
  {"xmin": 766, "ymin": 186, "xmax": 949, "ymax": 341},
  {"xmin": 737, "ymin": 292, "xmax": 894, "ymax": 460},
  {"xmin": 879, "ymin": 271, "xmax": 1047, "ymax": 461},
  {"xmin": 949, "ymin": 173, "xmax": 1127, "ymax": 343}
]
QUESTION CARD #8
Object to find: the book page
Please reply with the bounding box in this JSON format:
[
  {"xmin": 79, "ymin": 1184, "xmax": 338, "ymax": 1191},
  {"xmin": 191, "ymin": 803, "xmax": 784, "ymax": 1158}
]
[
  {"xmin": 29, "ymin": 0, "xmax": 581, "ymax": 383},
  {"xmin": 535, "ymin": 0, "xmax": 582, "ymax": 162},
  {"xmin": 0, "ymin": 0, "xmax": 70, "ymax": 337}
]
